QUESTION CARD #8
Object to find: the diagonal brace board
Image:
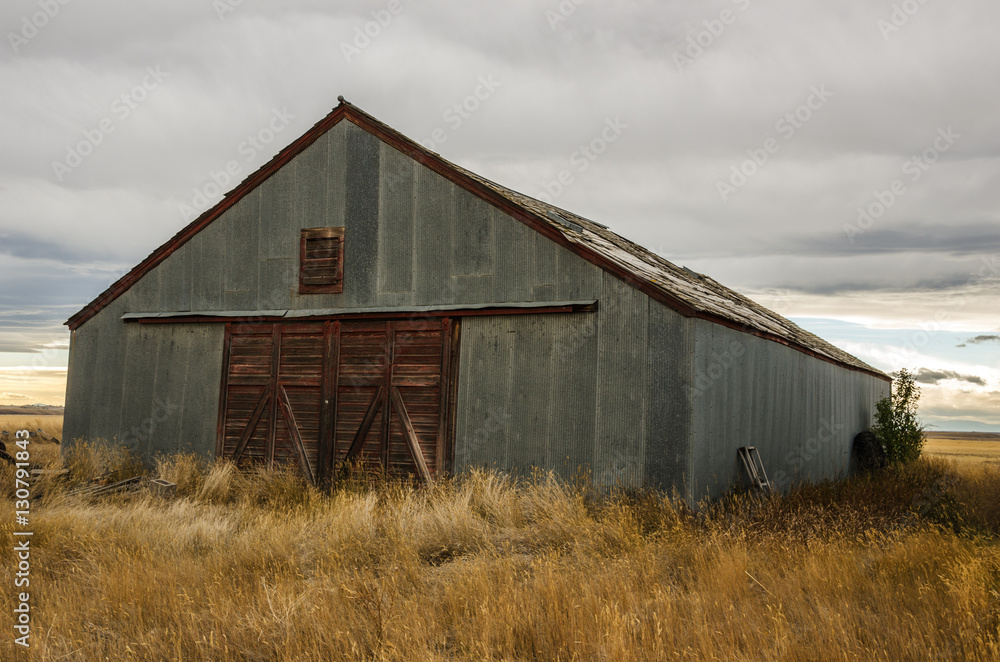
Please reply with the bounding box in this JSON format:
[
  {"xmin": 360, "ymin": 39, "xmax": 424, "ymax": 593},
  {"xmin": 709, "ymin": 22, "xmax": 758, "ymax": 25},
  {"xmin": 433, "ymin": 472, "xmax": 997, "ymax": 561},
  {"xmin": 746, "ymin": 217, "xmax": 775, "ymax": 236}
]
[
  {"xmin": 344, "ymin": 386, "xmax": 384, "ymax": 463},
  {"xmin": 390, "ymin": 386, "xmax": 432, "ymax": 483},
  {"xmin": 278, "ymin": 385, "xmax": 315, "ymax": 484},
  {"xmin": 232, "ymin": 389, "xmax": 270, "ymax": 464}
]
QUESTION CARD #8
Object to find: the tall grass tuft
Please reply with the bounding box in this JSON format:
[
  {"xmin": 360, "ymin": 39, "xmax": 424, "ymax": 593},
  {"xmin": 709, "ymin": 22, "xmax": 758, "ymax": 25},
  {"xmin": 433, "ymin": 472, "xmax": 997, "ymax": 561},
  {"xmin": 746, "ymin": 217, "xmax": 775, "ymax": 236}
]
[{"xmin": 63, "ymin": 439, "xmax": 145, "ymax": 486}]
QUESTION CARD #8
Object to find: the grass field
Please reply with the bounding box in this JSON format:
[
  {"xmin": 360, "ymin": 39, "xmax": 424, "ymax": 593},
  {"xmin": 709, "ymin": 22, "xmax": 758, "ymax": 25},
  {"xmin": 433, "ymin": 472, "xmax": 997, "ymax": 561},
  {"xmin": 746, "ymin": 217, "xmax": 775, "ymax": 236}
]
[
  {"xmin": 0, "ymin": 415, "xmax": 63, "ymax": 442},
  {"xmin": 1, "ymin": 423, "xmax": 998, "ymax": 660},
  {"xmin": 924, "ymin": 432, "xmax": 1000, "ymax": 467}
]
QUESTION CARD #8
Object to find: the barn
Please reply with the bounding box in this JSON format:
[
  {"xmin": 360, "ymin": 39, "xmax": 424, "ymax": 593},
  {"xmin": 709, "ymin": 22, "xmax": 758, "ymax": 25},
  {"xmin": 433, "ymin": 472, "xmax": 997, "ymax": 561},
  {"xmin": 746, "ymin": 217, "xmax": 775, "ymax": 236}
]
[{"xmin": 63, "ymin": 98, "xmax": 890, "ymax": 500}]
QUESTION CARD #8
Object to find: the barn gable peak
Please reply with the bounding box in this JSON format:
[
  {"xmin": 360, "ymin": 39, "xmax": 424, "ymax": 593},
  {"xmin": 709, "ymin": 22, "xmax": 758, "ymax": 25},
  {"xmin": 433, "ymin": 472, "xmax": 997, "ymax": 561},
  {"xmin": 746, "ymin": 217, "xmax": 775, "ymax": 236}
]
[{"xmin": 65, "ymin": 98, "xmax": 887, "ymax": 381}]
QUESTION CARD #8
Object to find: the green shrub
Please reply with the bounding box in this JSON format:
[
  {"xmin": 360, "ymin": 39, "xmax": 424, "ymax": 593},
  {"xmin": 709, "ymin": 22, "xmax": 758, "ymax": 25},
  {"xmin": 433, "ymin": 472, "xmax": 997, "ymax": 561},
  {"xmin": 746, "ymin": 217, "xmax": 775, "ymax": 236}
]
[{"xmin": 872, "ymin": 368, "xmax": 925, "ymax": 464}]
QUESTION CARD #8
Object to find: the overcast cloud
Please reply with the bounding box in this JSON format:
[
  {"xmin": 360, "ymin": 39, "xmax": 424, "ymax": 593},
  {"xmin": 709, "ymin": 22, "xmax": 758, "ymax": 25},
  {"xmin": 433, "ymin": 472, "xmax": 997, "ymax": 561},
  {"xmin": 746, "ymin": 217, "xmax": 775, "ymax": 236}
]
[{"xmin": 0, "ymin": 0, "xmax": 997, "ymax": 428}]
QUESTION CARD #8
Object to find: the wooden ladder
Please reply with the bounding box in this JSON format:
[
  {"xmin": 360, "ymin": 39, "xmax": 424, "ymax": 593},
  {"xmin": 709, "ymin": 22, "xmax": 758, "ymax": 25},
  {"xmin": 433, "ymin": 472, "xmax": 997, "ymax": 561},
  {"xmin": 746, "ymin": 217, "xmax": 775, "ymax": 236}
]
[{"xmin": 738, "ymin": 446, "xmax": 773, "ymax": 495}]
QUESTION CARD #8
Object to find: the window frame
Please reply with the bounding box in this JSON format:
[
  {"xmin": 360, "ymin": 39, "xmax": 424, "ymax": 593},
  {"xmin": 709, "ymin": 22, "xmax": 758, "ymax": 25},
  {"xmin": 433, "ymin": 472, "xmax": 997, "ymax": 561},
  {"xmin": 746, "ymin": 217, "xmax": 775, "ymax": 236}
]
[{"xmin": 298, "ymin": 227, "xmax": 345, "ymax": 294}]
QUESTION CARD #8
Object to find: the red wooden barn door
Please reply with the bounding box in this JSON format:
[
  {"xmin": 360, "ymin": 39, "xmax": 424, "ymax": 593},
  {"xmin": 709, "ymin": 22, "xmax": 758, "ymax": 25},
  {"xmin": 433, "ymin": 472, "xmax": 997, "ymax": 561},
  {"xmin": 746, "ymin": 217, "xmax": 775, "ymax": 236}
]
[
  {"xmin": 219, "ymin": 318, "xmax": 452, "ymax": 483},
  {"xmin": 334, "ymin": 319, "xmax": 451, "ymax": 480},
  {"xmin": 219, "ymin": 322, "xmax": 329, "ymax": 483}
]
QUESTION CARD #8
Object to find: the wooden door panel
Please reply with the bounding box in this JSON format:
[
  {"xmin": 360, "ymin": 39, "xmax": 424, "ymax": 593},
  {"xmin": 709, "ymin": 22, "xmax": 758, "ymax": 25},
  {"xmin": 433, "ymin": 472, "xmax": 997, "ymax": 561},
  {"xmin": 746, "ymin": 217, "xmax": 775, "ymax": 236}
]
[
  {"xmin": 223, "ymin": 386, "xmax": 270, "ymax": 464},
  {"xmin": 220, "ymin": 323, "xmax": 325, "ymax": 480},
  {"xmin": 221, "ymin": 318, "xmax": 454, "ymax": 483},
  {"xmin": 222, "ymin": 329, "xmax": 274, "ymax": 465},
  {"xmin": 336, "ymin": 387, "xmax": 384, "ymax": 466},
  {"xmin": 391, "ymin": 323, "xmax": 444, "ymax": 479}
]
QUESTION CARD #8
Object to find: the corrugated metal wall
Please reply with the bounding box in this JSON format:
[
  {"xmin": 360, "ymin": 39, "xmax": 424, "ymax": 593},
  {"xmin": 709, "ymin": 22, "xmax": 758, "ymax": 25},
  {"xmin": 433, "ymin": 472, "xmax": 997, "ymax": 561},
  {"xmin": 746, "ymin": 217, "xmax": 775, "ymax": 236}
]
[
  {"xmin": 688, "ymin": 319, "xmax": 889, "ymax": 500},
  {"xmin": 455, "ymin": 274, "xmax": 693, "ymax": 490},
  {"xmin": 63, "ymin": 310, "xmax": 224, "ymax": 457}
]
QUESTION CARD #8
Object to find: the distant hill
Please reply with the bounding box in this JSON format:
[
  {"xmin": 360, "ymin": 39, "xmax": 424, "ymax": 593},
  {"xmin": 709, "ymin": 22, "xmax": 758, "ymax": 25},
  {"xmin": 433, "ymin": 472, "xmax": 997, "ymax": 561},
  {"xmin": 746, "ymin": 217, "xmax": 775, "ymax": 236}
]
[
  {"xmin": 0, "ymin": 405, "xmax": 65, "ymax": 416},
  {"xmin": 924, "ymin": 431, "xmax": 1000, "ymax": 443}
]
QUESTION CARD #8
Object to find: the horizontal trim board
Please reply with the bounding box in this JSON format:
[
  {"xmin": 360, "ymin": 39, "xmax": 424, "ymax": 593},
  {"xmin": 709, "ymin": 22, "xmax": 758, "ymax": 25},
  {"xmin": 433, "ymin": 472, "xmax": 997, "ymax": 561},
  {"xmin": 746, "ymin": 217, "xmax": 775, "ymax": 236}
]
[{"xmin": 122, "ymin": 300, "xmax": 598, "ymax": 324}]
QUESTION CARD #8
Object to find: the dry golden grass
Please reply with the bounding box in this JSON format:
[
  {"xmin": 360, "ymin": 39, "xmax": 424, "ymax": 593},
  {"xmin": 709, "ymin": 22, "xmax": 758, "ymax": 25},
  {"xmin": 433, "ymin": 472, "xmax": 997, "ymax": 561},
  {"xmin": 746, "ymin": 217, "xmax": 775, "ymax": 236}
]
[
  {"xmin": 0, "ymin": 437, "xmax": 998, "ymax": 660},
  {"xmin": 924, "ymin": 432, "xmax": 1000, "ymax": 467},
  {"xmin": 0, "ymin": 415, "xmax": 63, "ymax": 441}
]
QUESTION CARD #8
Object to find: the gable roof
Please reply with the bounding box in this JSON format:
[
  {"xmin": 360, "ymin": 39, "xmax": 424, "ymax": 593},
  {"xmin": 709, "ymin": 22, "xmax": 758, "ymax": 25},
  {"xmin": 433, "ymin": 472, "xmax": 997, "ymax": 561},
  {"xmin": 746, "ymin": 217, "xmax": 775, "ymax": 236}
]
[{"xmin": 66, "ymin": 99, "xmax": 889, "ymax": 381}]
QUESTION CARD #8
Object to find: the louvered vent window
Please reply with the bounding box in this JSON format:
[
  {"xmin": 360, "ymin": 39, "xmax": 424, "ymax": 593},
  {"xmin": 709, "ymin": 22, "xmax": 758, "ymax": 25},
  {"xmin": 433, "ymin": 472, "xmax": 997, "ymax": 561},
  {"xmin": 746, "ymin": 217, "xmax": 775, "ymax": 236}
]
[{"xmin": 299, "ymin": 227, "xmax": 344, "ymax": 294}]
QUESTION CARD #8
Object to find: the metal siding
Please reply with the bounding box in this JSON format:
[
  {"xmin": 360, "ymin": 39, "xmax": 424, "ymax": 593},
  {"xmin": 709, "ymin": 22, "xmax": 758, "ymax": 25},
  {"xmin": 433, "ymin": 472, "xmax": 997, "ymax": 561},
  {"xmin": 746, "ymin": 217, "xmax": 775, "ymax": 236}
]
[
  {"xmin": 377, "ymin": 142, "xmax": 415, "ymax": 296},
  {"xmin": 224, "ymin": 189, "xmax": 261, "ymax": 302},
  {"xmin": 258, "ymin": 258, "xmax": 295, "ymax": 311},
  {"xmin": 224, "ymin": 289, "xmax": 257, "ymax": 310},
  {"xmin": 493, "ymin": 209, "xmax": 534, "ymax": 303},
  {"xmin": 532, "ymin": 283, "xmax": 558, "ymax": 301},
  {"xmin": 292, "ymin": 135, "xmax": 330, "ymax": 231},
  {"xmin": 259, "ymin": 159, "xmax": 297, "ymax": 261},
  {"xmin": 506, "ymin": 316, "xmax": 555, "ymax": 475},
  {"xmin": 343, "ymin": 122, "xmax": 380, "ymax": 307},
  {"xmin": 452, "ymin": 188, "xmax": 494, "ymax": 278},
  {"xmin": 177, "ymin": 245, "xmax": 194, "ymax": 312},
  {"xmin": 645, "ymin": 300, "xmax": 692, "ymax": 494},
  {"xmin": 192, "ymin": 222, "xmax": 226, "ymax": 310},
  {"xmin": 593, "ymin": 273, "xmax": 648, "ymax": 488},
  {"xmin": 129, "ymin": 266, "xmax": 160, "ymax": 312},
  {"xmin": 454, "ymin": 315, "xmax": 514, "ymax": 471},
  {"xmin": 118, "ymin": 324, "xmax": 159, "ymax": 455},
  {"xmin": 546, "ymin": 311, "xmax": 599, "ymax": 479},
  {"xmin": 62, "ymin": 326, "xmax": 96, "ymax": 448},
  {"xmin": 156, "ymin": 248, "xmax": 189, "ymax": 312},
  {"xmin": 557, "ymin": 245, "xmax": 601, "ymax": 301},
  {"xmin": 413, "ymin": 165, "xmax": 455, "ymax": 305},
  {"xmin": 325, "ymin": 123, "xmax": 348, "ymax": 229},
  {"xmin": 689, "ymin": 319, "xmax": 888, "ymax": 500},
  {"xmin": 453, "ymin": 274, "xmax": 495, "ymax": 304},
  {"xmin": 176, "ymin": 324, "xmax": 225, "ymax": 457},
  {"xmin": 150, "ymin": 325, "xmax": 192, "ymax": 454},
  {"xmin": 87, "ymin": 300, "xmax": 130, "ymax": 444},
  {"xmin": 534, "ymin": 231, "xmax": 558, "ymax": 286}
]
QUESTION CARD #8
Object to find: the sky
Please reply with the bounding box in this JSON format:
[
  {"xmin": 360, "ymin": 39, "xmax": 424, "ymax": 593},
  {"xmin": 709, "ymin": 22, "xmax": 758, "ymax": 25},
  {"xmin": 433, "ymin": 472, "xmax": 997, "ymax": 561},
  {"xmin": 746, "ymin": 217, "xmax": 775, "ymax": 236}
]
[{"xmin": 0, "ymin": 0, "xmax": 997, "ymax": 430}]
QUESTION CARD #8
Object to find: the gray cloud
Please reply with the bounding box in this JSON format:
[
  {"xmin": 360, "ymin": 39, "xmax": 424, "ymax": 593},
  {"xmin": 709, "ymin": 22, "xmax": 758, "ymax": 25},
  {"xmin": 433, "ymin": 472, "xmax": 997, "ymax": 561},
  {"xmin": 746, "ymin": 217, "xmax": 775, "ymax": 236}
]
[
  {"xmin": 967, "ymin": 335, "xmax": 1000, "ymax": 345},
  {"xmin": 915, "ymin": 368, "xmax": 986, "ymax": 387}
]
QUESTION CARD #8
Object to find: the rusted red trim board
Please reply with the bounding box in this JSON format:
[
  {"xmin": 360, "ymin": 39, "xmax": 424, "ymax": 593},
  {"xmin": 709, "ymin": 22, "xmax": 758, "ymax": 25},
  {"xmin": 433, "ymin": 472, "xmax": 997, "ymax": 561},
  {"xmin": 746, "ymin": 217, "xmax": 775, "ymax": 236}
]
[{"xmin": 122, "ymin": 301, "xmax": 598, "ymax": 324}]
